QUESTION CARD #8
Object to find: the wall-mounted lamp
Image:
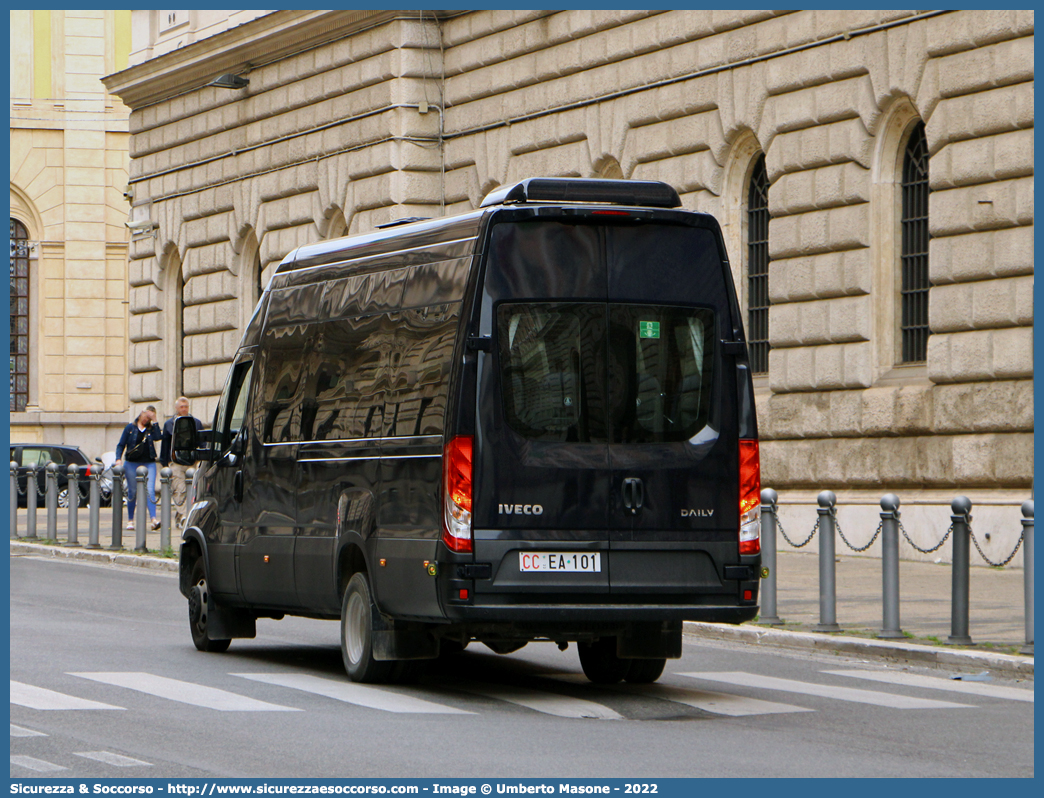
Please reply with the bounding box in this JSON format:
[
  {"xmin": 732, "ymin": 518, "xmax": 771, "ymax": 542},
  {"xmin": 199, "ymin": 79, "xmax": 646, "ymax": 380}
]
[{"xmin": 208, "ymin": 74, "xmax": 250, "ymax": 90}]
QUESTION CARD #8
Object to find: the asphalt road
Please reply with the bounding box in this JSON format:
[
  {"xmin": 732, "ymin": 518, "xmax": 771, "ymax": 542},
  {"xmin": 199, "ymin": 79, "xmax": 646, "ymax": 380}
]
[{"xmin": 9, "ymin": 553, "xmax": 1034, "ymax": 779}]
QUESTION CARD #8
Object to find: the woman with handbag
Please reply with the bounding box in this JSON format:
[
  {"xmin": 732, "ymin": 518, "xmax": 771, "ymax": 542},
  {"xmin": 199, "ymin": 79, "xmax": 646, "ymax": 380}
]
[{"xmin": 115, "ymin": 407, "xmax": 163, "ymax": 531}]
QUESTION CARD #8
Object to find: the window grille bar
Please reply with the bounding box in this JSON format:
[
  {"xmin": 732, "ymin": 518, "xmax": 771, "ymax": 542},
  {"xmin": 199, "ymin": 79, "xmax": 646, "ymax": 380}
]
[
  {"xmin": 747, "ymin": 154, "xmax": 770, "ymax": 375},
  {"xmin": 900, "ymin": 122, "xmax": 930, "ymax": 364}
]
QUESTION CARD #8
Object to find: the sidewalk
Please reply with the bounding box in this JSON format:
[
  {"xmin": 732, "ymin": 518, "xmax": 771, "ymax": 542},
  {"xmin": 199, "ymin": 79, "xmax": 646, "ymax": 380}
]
[{"xmin": 10, "ymin": 508, "xmax": 1033, "ymax": 677}]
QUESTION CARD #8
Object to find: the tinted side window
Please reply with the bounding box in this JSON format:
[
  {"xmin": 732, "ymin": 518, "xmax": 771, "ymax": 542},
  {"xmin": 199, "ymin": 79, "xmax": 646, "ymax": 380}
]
[
  {"xmin": 384, "ymin": 303, "xmax": 459, "ymax": 438},
  {"xmin": 300, "ymin": 314, "xmax": 387, "ymax": 441},
  {"xmin": 259, "ymin": 324, "xmax": 311, "ymax": 443},
  {"xmin": 216, "ymin": 360, "xmax": 254, "ymax": 451},
  {"xmin": 497, "ymin": 303, "xmax": 606, "ymax": 443}
]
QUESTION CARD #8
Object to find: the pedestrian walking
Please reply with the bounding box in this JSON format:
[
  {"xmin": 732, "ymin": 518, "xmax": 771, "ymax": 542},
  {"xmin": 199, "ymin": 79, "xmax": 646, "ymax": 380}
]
[
  {"xmin": 160, "ymin": 396, "xmax": 204, "ymax": 530},
  {"xmin": 115, "ymin": 406, "xmax": 162, "ymax": 531}
]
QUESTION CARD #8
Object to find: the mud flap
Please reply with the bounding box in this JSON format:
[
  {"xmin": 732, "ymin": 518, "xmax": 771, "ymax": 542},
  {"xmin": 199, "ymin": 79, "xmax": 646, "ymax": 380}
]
[
  {"xmin": 617, "ymin": 621, "xmax": 683, "ymax": 659},
  {"xmin": 370, "ymin": 605, "xmax": 439, "ymax": 660},
  {"xmin": 208, "ymin": 604, "xmax": 257, "ymax": 640}
]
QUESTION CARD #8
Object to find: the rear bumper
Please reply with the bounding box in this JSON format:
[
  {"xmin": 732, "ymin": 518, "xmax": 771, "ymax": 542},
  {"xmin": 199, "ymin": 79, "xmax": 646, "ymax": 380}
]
[{"xmin": 441, "ymin": 603, "xmax": 758, "ymax": 624}]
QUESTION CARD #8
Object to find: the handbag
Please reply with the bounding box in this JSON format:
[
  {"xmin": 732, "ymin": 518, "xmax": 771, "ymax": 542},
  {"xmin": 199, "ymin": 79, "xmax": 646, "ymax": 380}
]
[{"xmin": 125, "ymin": 428, "xmax": 153, "ymax": 461}]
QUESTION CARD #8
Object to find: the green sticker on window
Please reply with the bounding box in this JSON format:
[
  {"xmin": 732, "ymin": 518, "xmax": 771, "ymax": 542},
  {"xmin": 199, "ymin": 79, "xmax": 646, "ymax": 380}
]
[{"xmin": 639, "ymin": 321, "xmax": 660, "ymax": 339}]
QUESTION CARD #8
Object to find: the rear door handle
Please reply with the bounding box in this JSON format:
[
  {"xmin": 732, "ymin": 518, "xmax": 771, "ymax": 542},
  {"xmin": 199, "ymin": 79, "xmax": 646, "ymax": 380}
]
[{"xmin": 622, "ymin": 478, "xmax": 643, "ymax": 515}]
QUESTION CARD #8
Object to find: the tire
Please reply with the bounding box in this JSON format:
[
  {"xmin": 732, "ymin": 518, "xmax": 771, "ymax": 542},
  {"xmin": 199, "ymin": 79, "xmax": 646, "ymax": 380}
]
[
  {"xmin": 188, "ymin": 558, "xmax": 231, "ymax": 653},
  {"xmin": 624, "ymin": 658, "xmax": 667, "ymax": 684},
  {"xmin": 577, "ymin": 637, "xmax": 630, "ymax": 684},
  {"xmin": 340, "ymin": 573, "xmax": 396, "ymax": 683},
  {"xmin": 58, "ymin": 488, "xmax": 69, "ymax": 509}
]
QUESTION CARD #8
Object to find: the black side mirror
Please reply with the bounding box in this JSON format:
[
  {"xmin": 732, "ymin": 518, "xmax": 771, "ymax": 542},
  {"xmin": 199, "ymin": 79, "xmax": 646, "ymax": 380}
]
[{"xmin": 172, "ymin": 416, "xmax": 200, "ymax": 465}]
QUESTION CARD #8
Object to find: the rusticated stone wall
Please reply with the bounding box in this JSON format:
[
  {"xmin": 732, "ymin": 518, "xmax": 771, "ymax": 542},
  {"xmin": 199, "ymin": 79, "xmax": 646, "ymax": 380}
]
[{"xmin": 105, "ymin": 9, "xmax": 1033, "ymax": 502}]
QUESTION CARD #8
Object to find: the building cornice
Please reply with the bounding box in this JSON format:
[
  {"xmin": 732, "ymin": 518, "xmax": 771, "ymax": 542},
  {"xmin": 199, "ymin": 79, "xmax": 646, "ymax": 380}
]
[{"xmin": 102, "ymin": 9, "xmax": 406, "ymax": 110}]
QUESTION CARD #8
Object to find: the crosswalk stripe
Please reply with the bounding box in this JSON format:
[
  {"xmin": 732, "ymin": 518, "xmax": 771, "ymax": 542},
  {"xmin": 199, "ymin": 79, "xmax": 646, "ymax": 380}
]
[
  {"xmin": 632, "ymin": 683, "xmax": 813, "ymax": 717},
  {"xmin": 73, "ymin": 751, "xmax": 153, "ymax": 767},
  {"xmin": 11, "ymin": 681, "xmax": 125, "ymax": 711},
  {"xmin": 10, "ymin": 755, "xmax": 67, "ymax": 772},
  {"xmin": 824, "ymin": 669, "xmax": 1035, "ymax": 703},
  {"xmin": 10, "ymin": 724, "xmax": 48, "ymax": 737},
  {"xmin": 231, "ymin": 673, "xmax": 474, "ymax": 715},
  {"xmin": 68, "ymin": 673, "xmax": 300, "ymax": 712},
  {"xmin": 454, "ymin": 683, "xmax": 622, "ymax": 719},
  {"xmin": 679, "ymin": 672, "xmax": 973, "ymax": 709}
]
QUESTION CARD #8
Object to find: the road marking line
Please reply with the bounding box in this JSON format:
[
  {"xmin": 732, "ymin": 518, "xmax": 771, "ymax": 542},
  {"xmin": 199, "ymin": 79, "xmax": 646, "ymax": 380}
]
[
  {"xmin": 10, "ymin": 724, "xmax": 48, "ymax": 737},
  {"xmin": 678, "ymin": 672, "xmax": 973, "ymax": 709},
  {"xmin": 73, "ymin": 751, "xmax": 153, "ymax": 767},
  {"xmin": 10, "ymin": 755, "xmax": 67, "ymax": 772},
  {"xmin": 632, "ymin": 683, "xmax": 814, "ymax": 717},
  {"xmin": 454, "ymin": 684, "xmax": 622, "ymax": 719},
  {"xmin": 823, "ymin": 669, "xmax": 1035, "ymax": 703},
  {"xmin": 538, "ymin": 672, "xmax": 812, "ymax": 717},
  {"xmin": 231, "ymin": 673, "xmax": 474, "ymax": 715},
  {"xmin": 10, "ymin": 681, "xmax": 125, "ymax": 711},
  {"xmin": 68, "ymin": 673, "xmax": 300, "ymax": 712}
]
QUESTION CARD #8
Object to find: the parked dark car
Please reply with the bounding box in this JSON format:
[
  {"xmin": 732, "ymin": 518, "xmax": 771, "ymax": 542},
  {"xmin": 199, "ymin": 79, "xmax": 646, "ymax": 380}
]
[{"xmin": 11, "ymin": 443, "xmax": 93, "ymax": 508}]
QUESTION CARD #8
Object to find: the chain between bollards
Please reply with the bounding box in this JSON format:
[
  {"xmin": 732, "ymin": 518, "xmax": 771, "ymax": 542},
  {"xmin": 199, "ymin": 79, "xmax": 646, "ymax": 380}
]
[
  {"xmin": 1021, "ymin": 501, "xmax": 1033, "ymax": 655},
  {"xmin": 878, "ymin": 494, "xmax": 904, "ymax": 639},
  {"xmin": 758, "ymin": 488, "xmax": 783, "ymax": 626}
]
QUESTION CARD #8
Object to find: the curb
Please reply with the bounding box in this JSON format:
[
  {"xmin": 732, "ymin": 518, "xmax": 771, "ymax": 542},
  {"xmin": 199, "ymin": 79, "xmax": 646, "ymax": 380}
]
[
  {"xmin": 684, "ymin": 620, "xmax": 1034, "ymax": 678},
  {"xmin": 10, "ymin": 540, "xmax": 179, "ymax": 573}
]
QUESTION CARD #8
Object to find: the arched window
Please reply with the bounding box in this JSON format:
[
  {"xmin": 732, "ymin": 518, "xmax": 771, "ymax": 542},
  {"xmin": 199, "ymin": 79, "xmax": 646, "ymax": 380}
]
[
  {"xmin": 900, "ymin": 121, "xmax": 930, "ymax": 364},
  {"xmin": 747, "ymin": 154, "xmax": 770, "ymax": 374},
  {"xmin": 10, "ymin": 219, "xmax": 30, "ymax": 412}
]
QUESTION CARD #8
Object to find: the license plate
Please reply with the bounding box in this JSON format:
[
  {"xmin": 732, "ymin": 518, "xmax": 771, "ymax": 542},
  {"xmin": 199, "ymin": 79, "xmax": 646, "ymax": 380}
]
[{"xmin": 519, "ymin": 552, "xmax": 601, "ymax": 573}]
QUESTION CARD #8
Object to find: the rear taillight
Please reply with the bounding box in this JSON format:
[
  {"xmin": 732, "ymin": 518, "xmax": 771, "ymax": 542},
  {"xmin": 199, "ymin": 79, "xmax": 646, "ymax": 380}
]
[
  {"xmin": 739, "ymin": 439, "xmax": 761, "ymax": 555},
  {"xmin": 442, "ymin": 435, "xmax": 474, "ymax": 554}
]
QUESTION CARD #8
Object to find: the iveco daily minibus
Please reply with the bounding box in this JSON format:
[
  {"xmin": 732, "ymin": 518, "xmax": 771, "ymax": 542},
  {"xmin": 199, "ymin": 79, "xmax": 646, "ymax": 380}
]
[{"xmin": 172, "ymin": 177, "xmax": 762, "ymax": 685}]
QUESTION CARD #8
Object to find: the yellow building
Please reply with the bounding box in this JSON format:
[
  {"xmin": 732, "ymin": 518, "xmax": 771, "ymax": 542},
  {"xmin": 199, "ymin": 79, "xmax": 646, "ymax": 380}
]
[{"xmin": 9, "ymin": 10, "xmax": 133, "ymax": 456}]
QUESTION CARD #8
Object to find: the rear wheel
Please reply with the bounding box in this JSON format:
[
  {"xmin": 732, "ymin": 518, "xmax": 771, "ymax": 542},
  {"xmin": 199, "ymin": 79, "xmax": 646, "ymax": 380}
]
[
  {"xmin": 624, "ymin": 657, "xmax": 667, "ymax": 684},
  {"xmin": 578, "ymin": 637, "xmax": 630, "ymax": 684},
  {"xmin": 341, "ymin": 573, "xmax": 396, "ymax": 683},
  {"xmin": 188, "ymin": 558, "xmax": 231, "ymax": 653}
]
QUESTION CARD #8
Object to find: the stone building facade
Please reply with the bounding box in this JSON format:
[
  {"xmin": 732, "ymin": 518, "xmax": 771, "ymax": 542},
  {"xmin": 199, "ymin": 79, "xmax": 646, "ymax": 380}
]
[
  {"xmin": 103, "ymin": 10, "xmax": 1033, "ymax": 561},
  {"xmin": 10, "ymin": 9, "xmax": 133, "ymax": 455}
]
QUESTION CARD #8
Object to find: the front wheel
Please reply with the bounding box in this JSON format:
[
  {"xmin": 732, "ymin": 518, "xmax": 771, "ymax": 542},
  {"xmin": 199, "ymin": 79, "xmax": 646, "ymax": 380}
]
[
  {"xmin": 341, "ymin": 573, "xmax": 396, "ymax": 683},
  {"xmin": 188, "ymin": 559, "xmax": 231, "ymax": 653},
  {"xmin": 57, "ymin": 488, "xmax": 69, "ymax": 509}
]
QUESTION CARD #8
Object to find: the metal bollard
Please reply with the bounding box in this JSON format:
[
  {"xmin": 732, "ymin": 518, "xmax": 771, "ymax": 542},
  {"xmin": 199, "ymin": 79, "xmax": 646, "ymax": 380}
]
[
  {"xmin": 160, "ymin": 467, "xmax": 172, "ymax": 552},
  {"xmin": 26, "ymin": 463, "xmax": 38, "ymax": 540},
  {"xmin": 812, "ymin": 490, "xmax": 841, "ymax": 632},
  {"xmin": 1021, "ymin": 500, "xmax": 1033, "ymax": 656},
  {"xmin": 948, "ymin": 496, "xmax": 973, "ymax": 645},
  {"xmin": 10, "ymin": 461, "xmax": 19, "ymax": 539},
  {"xmin": 87, "ymin": 464, "xmax": 101, "ymax": 549},
  {"xmin": 65, "ymin": 464, "xmax": 81, "ymax": 546},
  {"xmin": 758, "ymin": 488, "xmax": 783, "ymax": 625},
  {"xmin": 135, "ymin": 466, "xmax": 149, "ymax": 552},
  {"xmin": 110, "ymin": 465, "xmax": 124, "ymax": 549},
  {"xmin": 878, "ymin": 493, "xmax": 904, "ymax": 639},
  {"xmin": 45, "ymin": 462, "xmax": 59, "ymax": 540}
]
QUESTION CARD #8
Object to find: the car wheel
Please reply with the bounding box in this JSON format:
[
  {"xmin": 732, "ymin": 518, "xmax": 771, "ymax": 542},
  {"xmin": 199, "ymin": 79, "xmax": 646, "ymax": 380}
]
[
  {"xmin": 340, "ymin": 572, "xmax": 395, "ymax": 683},
  {"xmin": 57, "ymin": 488, "xmax": 69, "ymax": 509},
  {"xmin": 577, "ymin": 636, "xmax": 630, "ymax": 684},
  {"xmin": 623, "ymin": 658, "xmax": 667, "ymax": 684},
  {"xmin": 188, "ymin": 558, "xmax": 231, "ymax": 653}
]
